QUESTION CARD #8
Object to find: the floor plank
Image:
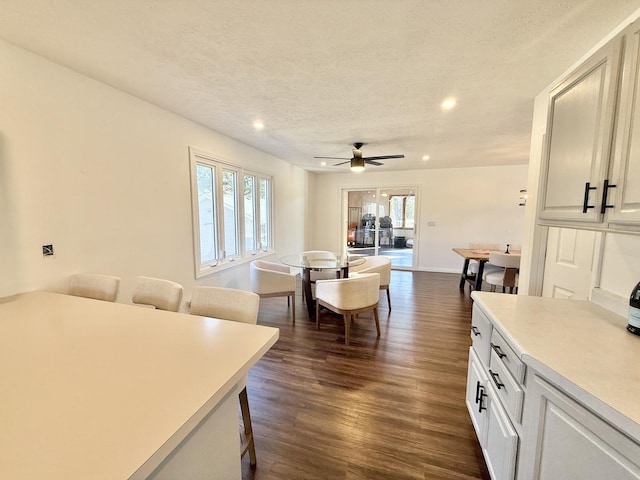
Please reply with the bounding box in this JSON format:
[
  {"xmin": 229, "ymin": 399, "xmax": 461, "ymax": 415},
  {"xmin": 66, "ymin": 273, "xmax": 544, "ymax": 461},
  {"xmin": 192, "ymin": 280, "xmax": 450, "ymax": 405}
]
[{"xmin": 242, "ymin": 271, "xmax": 490, "ymax": 480}]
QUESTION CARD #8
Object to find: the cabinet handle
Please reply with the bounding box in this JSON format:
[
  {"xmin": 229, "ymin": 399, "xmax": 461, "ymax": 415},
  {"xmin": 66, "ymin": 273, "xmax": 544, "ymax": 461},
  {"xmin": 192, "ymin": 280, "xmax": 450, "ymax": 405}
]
[
  {"xmin": 490, "ymin": 342, "xmax": 507, "ymax": 358},
  {"xmin": 471, "ymin": 326, "xmax": 481, "ymax": 336},
  {"xmin": 582, "ymin": 182, "xmax": 597, "ymax": 213},
  {"xmin": 600, "ymin": 179, "xmax": 617, "ymax": 214},
  {"xmin": 489, "ymin": 369, "xmax": 505, "ymax": 389},
  {"xmin": 475, "ymin": 380, "xmax": 482, "ymax": 403},
  {"xmin": 478, "ymin": 388, "xmax": 487, "ymax": 412}
]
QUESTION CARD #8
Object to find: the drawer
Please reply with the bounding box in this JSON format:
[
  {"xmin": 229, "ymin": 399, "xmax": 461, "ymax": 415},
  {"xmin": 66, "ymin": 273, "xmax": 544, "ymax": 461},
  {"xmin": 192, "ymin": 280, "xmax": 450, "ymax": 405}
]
[
  {"xmin": 489, "ymin": 329, "xmax": 526, "ymax": 383},
  {"xmin": 471, "ymin": 303, "xmax": 493, "ymax": 366},
  {"xmin": 489, "ymin": 349, "xmax": 524, "ymax": 424}
]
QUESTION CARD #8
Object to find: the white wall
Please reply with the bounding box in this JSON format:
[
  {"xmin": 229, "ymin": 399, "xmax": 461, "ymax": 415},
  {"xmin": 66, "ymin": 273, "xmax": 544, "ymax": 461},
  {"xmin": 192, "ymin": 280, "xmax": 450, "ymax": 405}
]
[
  {"xmin": 311, "ymin": 165, "xmax": 528, "ymax": 272},
  {"xmin": 0, "ymin": 39, "xmax": 307, "ymax": 306}
]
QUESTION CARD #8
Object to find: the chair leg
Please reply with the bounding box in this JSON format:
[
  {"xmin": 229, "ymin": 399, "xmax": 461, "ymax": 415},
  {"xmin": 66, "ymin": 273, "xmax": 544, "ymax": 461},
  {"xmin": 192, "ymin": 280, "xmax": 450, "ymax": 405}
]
[
  {"xmin": 344, "ymin": 313, "xmax": 351, "ymax": 345},
  {"xmin": 373, "ymin": 307, "xmax": 380, "ymax": 337},
  {"xmin": 239, "ymin": 387, "xmax": 256, "ymax": 467},
  {"xmin": 385, "ymin": 287, "xmax": 391, "ymax": 311},
  {"xmin": 316, "ymin": 302, "xmax": 321, "ymax": 330},
  {"xmin": 291, "ymin": 293, "xmax": 295, "ymax": 324}
]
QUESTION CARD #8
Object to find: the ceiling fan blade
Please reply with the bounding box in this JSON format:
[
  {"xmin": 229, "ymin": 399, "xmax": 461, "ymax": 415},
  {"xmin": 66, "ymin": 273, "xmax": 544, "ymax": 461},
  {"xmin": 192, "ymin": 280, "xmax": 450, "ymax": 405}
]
[
  {"xmin": 361, "ymin": 154, "xmax": 405, "ymax": 161},
  {"xmin": 333, "ymin": 160, "xmax": 351, "ymax": 166},
  {"xmin": 314, "ymin": 156, "xmax": 351, "ymax": 160},
  {"xmin": 365, "ymin": 160, "xmax": 383, "ymax": 166}
]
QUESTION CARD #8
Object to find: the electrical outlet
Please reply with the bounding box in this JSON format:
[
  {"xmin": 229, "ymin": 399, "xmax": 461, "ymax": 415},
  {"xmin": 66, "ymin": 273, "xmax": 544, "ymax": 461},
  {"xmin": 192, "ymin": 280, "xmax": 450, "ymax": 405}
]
[{"xmin": 42, "ymin": 244, "xmax": 54, "ymax": 257}]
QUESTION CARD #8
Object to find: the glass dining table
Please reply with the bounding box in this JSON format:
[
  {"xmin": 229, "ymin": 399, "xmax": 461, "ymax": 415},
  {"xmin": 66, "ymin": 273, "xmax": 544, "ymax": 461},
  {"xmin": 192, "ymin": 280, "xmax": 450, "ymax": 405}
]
[{"xmin": 280, "ymin": 253, "xmax": 366, "ymax": 318}]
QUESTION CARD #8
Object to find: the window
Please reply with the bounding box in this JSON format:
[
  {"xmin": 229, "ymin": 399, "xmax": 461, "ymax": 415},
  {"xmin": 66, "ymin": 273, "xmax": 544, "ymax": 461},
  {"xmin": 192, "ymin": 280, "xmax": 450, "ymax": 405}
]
[
  {"xmin": 390, "ymin": 195, "xmax": 415, "ymax": 228},
  {"xmin": 190, "ymin": 148, "xmax": 273, "ymax": 277}
]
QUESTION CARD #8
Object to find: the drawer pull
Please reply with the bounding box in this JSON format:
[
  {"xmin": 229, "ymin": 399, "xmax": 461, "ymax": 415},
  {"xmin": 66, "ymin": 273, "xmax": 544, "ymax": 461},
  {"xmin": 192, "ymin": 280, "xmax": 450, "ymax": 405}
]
[
  {"xmin": 478, "ymin": 388, "xmax": 487, "ymax": 413},
  {"xmin": 489, "ymin": 369, "xmax": 505, "ymax": 389},
  {"xmin": 491, "ymin": 343, "xmax": 507, "ymax": 358},
  {"xmin": 471, "ymin": 326, "xmax": 481, "ymax": 336}
]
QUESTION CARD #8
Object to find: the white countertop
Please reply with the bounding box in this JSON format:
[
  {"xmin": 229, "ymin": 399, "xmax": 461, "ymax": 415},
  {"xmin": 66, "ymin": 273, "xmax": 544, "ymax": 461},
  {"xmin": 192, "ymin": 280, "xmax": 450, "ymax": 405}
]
[
  {"xmin": 0, "ymin": 291, "xmax": 279, "ymax": 479},
  {"xmin": 471, "ymin": 291, "xmax": 640, "ymax": 441}
]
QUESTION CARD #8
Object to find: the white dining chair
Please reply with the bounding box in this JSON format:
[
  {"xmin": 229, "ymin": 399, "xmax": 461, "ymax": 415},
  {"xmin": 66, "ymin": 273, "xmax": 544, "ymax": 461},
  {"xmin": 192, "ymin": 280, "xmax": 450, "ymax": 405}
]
[
  {"xmin": 315, "ymin": 272, "xmax": 380, "ymax": 345},
  {"xmin": 483, "ymin": 252, "xmax": 521, "ymax": 293},
  {"xmin": 189, "ymin": 286, "xmax": 260, "ymax": 466},
  {"xmin": 68, "ymin": 273, "xmax": 121, "ymax": 302},
  {"xmin": 467, "ymin": 243, "xmax": 502, "ymax": 278},
  {"xmin": 250, "ymin": 260, "xmax": 297, "ymax": 323},
  {"xmin": 349, "ymin": 256, "xmax": 392, "ymax": 310},
  {"xmin": 299, "ymin": 250, "xmax": 340, "ymax": 302},
  {"xmin": 132, "ymin": 276, "xmax": 184, "ymax": 312}
]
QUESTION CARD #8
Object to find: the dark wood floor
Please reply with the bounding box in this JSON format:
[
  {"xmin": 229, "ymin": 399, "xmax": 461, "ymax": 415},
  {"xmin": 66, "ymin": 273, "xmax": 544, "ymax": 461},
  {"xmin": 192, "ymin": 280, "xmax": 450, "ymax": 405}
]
[{"xmin": 242, "ymin": 271, "xmax": 490, "ymax": 480}]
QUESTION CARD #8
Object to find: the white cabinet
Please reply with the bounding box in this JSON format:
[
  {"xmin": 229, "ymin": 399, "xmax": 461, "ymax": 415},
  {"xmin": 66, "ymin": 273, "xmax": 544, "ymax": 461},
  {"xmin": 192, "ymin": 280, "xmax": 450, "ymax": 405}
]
[
  {"xmin": 608, "ymin": 21, "xmax": 640, "ymax": 226},
  {"xmin": 466, "ymin": 304, "xmax": 523, "ymax": 480},
  {"xmin": 484, "ymin": 383, "xmax": 518, "ymax": 480},
  {"xmin": 539, "ymin": 19, "xmax": 640, "ymax": 231},
  {"xmin": 519, "ymin": 374, "xmax": 640, "ymax": 480}
]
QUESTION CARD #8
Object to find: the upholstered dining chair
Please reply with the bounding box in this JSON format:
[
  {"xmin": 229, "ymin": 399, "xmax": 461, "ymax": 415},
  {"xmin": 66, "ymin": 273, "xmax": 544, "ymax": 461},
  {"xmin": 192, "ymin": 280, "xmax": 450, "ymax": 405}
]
[
  {"xmin": 250, "ymin": 260, "xmax": 297, "ymax": 323},
  {"xmin": 299, "ymin": 250, "xmax": 340, "ymax": 302},
  {"xmin": 132, "ymin": 276, "xmax": 184, "ymax": 312},
  {"xmin": 315, "ymin": 272, "xmax": 380, "ymax": 345},
  {"xmin": 467, "ymin": 243, "xmax": 502, "ymax": 278},
  {"xmin": 349, "ymin": 255, "xmax": 392, "ymax": 310},
  {"xmin": 483, "ymin": 252, "xmax": 521, "ymax": 294},
  {"xmin": 68, "ymin": 273, "xmax": 121, "ymax": 302},
  {"xmin": 189, "ymin": 286, "xmax": 260, "ymax": 466}
]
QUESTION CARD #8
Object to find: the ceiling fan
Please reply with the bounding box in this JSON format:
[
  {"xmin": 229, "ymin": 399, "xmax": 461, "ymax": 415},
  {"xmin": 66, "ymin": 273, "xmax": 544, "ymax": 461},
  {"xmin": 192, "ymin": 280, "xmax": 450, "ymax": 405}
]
[{"xmin": 314, "ymin": 142, "xmax": 405, "ymax": 172}]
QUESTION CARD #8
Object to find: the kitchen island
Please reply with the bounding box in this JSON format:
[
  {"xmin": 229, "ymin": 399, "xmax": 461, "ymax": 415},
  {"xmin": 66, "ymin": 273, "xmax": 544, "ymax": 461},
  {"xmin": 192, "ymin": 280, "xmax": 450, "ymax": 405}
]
[
  {"xmin": 0, "ymin": 291, "xmax": 279, "ymax": 480},
  {"xmin": 468, "ymin": 291, "xmax": 640, "ymax": 479}
]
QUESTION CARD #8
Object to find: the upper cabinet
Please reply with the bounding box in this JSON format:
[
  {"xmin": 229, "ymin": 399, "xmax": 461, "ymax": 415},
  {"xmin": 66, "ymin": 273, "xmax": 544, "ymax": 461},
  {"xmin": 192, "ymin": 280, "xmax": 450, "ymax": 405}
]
[{"xmin": 539, "ymin": 20, "xmax": 640, "ymax": 231}]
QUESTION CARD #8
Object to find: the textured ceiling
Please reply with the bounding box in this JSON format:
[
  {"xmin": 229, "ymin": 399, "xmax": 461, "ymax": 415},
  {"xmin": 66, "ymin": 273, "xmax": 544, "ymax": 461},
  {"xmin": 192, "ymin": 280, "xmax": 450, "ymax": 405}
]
[{"xmin": 1, "ymin": 1, "xmax": 638, "ymax": 173}]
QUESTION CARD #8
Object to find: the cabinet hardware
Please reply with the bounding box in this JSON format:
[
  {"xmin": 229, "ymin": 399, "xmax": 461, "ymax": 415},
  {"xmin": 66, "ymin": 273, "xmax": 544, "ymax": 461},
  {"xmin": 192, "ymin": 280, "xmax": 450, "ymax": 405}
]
[
  {"xmin": 582, "ymin": 182, "xmax": 597, "ymax": 213},
  {"xmin": 471, "ymin": 326, "xmax": 481, "ymax": 336},
  {"xmin": 478, "ymin": 388, "xmax": 487, "ymax": 412},
  {"xmin": 491, "ymin": 343, "xmax": 507, "ymax": 358},
  {"xmin": 600, "ymin": 179, "xmax": 617, "ymax": 214},
  {"xmin": 475, "ymin": 380, "xmax": 482, "ymax": 403},
  {"xmin": 489, "ymin": 369, "xmax": 505, "ymax": 389}
]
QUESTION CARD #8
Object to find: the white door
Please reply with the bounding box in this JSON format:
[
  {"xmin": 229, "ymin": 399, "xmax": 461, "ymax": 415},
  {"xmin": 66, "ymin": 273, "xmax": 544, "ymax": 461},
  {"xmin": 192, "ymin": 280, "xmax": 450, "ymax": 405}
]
[{"xmin": 542, "ymin": 227, "xmax": 600, "ymax": 299}]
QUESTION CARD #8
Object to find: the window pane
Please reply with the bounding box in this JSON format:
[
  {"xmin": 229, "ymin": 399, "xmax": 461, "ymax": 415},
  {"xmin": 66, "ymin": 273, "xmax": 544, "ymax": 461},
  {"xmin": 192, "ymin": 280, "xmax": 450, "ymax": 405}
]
[
  {"xmin": 196, "ymin": 164, "xmax": 217, "ymax": 264},
  {"xmin": 244, "ymin": 175, "xmax": 256, "ymax": 251},
  {"xmin": 390, "ymin": 196, "xmax": 404, "ymax": 228},
  {"xmin": 260, "ymin": 178, "xmax": 270, "ymax": 249},
  {"xmin": 222, "ymin": 170, "xmax": 238, "ymax": 257},
  {"xmin": 405, "ymin": 196, "xmax": 415, "ymax": 228}
]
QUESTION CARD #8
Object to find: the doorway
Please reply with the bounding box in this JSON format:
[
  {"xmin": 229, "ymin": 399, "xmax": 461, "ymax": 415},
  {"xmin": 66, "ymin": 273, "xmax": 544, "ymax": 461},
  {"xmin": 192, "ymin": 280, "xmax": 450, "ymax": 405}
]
[{"xmin": 343, "ymin": 187, "xmax": 418, "ymax": 269}]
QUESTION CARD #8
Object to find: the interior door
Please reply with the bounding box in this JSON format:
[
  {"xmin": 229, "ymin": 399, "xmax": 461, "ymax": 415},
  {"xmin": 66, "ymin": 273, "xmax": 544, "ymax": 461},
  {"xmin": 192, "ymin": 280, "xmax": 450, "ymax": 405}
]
[{"xmin": 542, "ymin": 227, "xmax": 600, "ymax": 299}]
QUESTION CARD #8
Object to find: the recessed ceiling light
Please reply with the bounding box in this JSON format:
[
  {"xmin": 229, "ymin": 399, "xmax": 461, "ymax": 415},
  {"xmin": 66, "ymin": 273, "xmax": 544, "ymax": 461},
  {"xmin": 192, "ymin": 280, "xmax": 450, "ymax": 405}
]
[
  {"xmin": 253, "ymin": 121, "xmax": 264, "ymax": 129},
  {"xmin": 441, "ymin": 98, "xmax": 457, "ymax": 110},
  {"xmin": 320, "ymin": 161, "xmax": 327, "ymax": 166},
  {"xmin": 422, "ymin": 155, "xmax": 430, "ymax": 161}
]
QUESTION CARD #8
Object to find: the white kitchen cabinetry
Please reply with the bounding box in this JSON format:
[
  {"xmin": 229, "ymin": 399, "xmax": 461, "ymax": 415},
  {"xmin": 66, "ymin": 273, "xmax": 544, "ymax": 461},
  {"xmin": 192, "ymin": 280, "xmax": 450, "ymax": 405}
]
[
  {"xmin": 467, "ymin": 292, "xmax": 640, "ymax": 480},
  {"xmin": 539, "ymin": 19, "xmax": 640, "ymax": 230},
  {"xmin": 608, "ymin": 21, "xmax": 640, "ymax": 226},
  {"xmin": 466, "ymin": 304, "xmax": 522, "ymax": 480},
  {"xmin": 519, "ymin": 374, "xmax": 640, "ymax": 480}
]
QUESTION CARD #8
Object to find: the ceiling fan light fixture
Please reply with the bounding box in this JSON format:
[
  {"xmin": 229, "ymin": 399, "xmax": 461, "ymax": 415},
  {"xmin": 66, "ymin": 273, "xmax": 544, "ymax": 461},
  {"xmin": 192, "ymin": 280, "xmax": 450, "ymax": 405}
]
[{"xmin": 350, "ymin": 156, "xmax": 365, "ymax": 172}]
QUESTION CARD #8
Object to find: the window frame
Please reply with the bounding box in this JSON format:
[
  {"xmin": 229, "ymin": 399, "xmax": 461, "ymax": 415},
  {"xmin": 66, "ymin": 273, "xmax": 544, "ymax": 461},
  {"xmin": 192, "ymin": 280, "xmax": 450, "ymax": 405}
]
[
  {"xmin": 389, "ymin": 194, "xmax": 415, "ymax": 229},
  {"xmin": 189, "ymin": 147, "xmax": 274, "ymax": 278}
]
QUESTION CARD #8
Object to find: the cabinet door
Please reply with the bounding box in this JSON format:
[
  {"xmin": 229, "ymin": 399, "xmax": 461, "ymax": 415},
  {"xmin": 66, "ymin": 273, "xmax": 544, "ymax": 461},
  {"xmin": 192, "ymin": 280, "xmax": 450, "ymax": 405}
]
[
  {"xmin": 483, "ymin": 383, "xmax": 518, "ymax": 480},
  {"xmin": 539, "ymin": 37, "xmax": 622, "ymax": 223},
  {"xmin": 608, "ymin": 20, "xmax": 640, "ymax": 226},
  {"xmin": 519, "ymin": 375, "xmax": 640, "ymax": 480},
  {"xmin": 466, "ymin": 347, "xmax": 489, "ymax": 446}
]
